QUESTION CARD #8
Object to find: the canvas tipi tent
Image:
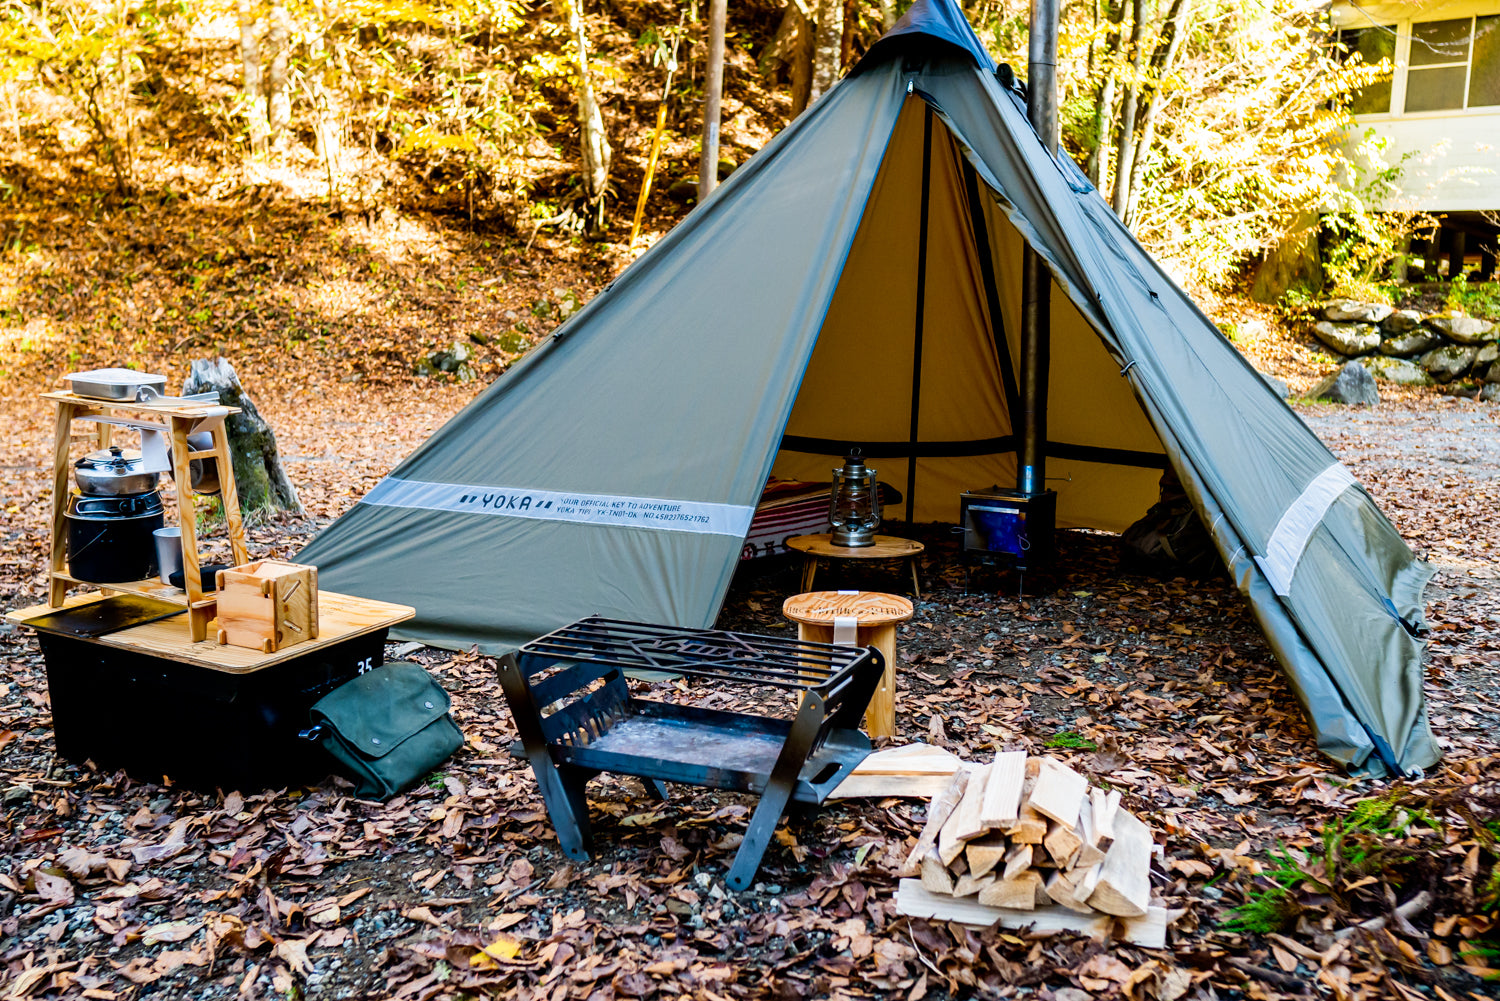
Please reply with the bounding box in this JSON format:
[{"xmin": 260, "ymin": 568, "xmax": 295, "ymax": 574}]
[{"xmin": 300, "ymin": 0, "xmax": 1438, "ymax": 777}]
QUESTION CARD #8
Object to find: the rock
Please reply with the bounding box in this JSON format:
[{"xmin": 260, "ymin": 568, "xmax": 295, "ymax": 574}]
[
  {"xmin": 182, "ymin": 358, "xmax": 303, "ymax": 515},
  {"xmin": 1308, "ymin": 361, "xmax": 1380, "ymax": 406},
  {"xmin": 1363, "ymin": 356, "xmax": 1433, "ymax": 386},
  {"xmin": 1476, "ymin": 342, "xmax": 1499, "ymax": 368},
  {"xmin": 1311, "ymin": 321, "xmax": 1381, "ymax": 356},
  {"xmin": 1481, "ymin": 384, "xmax": 1500, "ymax": 403},
  {"xmin": 1381, "ymin": 309, "xmax": 1424, "ymax": 334},
  {"xmin": 1419, "ymin": 344, "xmax": 1479, "ymax": 383},
  {"xmin": 1486, "ymin": 360, "xmax": 1500, "ymax": 384},
  {"xmin": 1378, "ymin": 328, "xmax": 1442, "ymax": 357},
  {"xmin": 1257, "ymin": 369, "xmax": 1290, "ymax": 399},
  {"xmin": 415, "ymin": 341, "xmax": 476, "ymax": 382},
  {"xmin": 667, "ymin": 178, "xmax": 698, "ymax": 203},
  {"xmin": 1428, "ymin": 315, "xmax": 1497, "ymax": 345},
  {"xmin": 1323, "ymin": 299, "xmax": 1393, "ymax": 323}
]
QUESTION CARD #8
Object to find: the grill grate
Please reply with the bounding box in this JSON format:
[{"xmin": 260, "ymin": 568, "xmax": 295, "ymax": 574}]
[{"xmin": 520, "ymin": 616, "xmax": 867, "ymax": 690}]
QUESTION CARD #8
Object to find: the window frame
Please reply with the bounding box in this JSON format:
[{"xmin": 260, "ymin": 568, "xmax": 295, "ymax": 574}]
[{"xmin": 1339, "ymin": 13, "xmax": 1500, "ymax": 118}]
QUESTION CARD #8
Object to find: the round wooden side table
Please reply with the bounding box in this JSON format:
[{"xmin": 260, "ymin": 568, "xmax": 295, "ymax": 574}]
[
  {"xmin": 783, "ymin": 590, "xmax": 913, "ymax": 738},
  {"xmin": 785, "ymin": 533, "xmax": 924, "ymax": 597}
]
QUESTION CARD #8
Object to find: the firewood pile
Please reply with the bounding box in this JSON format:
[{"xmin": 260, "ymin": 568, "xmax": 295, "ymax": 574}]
[{"xmin": 895, "ymin": 753, "xmax": 1166, "ymax": 944}]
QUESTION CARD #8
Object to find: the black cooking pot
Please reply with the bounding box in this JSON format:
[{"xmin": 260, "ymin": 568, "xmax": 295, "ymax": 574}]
[{"xmin": 66, "ymin": 492, "xmax": 165, "ymax": 583}]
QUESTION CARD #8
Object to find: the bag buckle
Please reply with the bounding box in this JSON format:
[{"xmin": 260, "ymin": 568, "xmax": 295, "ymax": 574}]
[{"xmin": 299, "ymin": 723, "xmax": 328, "ymax": 741}]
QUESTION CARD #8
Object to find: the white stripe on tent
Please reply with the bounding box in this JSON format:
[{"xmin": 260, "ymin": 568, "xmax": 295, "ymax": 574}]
[
  {"xmin": 360, "ymin": 476, "xmax": 756, "ymax": 538},
  {"xmin": 1255, "ymin": 464, "xmax": 1358, "ymax": 597}
]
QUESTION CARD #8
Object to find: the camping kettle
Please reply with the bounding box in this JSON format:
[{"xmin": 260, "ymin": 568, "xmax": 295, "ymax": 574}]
[
  {"xmin": 828, "ymin": 450, "xmax": 881, "ymax": 547},
  {"xmin": 74, "ymin": 446, "xmax": 159, "ymax": 496}
]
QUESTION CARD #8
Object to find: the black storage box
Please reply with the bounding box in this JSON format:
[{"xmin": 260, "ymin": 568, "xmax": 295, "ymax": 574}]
[{"xmin": 37, "ymin": 629, "xmax": 388, "ymax": 790}]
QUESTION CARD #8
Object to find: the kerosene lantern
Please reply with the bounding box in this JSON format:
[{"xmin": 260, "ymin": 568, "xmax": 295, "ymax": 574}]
[{"xmin": 828, "ymin": 450, "xmax": 881, "ymax": 547}]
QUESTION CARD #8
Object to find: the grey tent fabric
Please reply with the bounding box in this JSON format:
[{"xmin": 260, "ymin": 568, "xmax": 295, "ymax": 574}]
[{"xmin": 300, "ymin": 0, "xmax": 1439, "ymax": 777}]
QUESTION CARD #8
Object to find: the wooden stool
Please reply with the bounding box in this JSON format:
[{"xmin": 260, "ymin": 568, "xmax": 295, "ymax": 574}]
[
  {"xmin": 785, "ymin": 534, "xmax": 924, "ymax": 597},
  {"xmin": 783, "ymin": 591, "xmax": 913, "ymax": 738}
]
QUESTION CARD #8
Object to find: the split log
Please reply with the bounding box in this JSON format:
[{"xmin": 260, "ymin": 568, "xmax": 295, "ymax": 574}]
[
  {"xmin": 979, "ymin": 870, "xmax": 1042, "ymax": 910},
  {"xmin": 952, "ymin": 872, "xmax": 995, "ymax": 898},
  {"xmin": 978, "ymin": 750, "xmax": 1026, "ymax": 827},
  {"xmin": 900, "ymin": 770, "xmax": 969, "ymax": 877},
  {"xmin": 1086, "ymin": 806, "xmax": 1152, "ymax": 918},
  {"xmin": 965, "ymin": 837, "xmax": 1008, "ymax": 879},
  {"xmin": 920, "ymin": 851, "xmax": 954, "ymax": 895},
  {"xmin": 182, "ymin": 358, "xmax": 303, "ymax": 516},
  {"xmin": 1043, "ymin": 820, "xmax": 1083, "ymax": 869},
  {"xmin": 1002, "ymin": 805, "xmax": 1047, "ymax": 844},
  {"xmin": 1090, "ymin": 787, "xmax": 1121, "ymax": 852},
  {"xmin": 1028, "ymin": 757, "xmax": 1087, "ymax": 828},
  {"xmin": 1002, "ymin": 843, "xmax": 1032, "ymax": 882},
  {"xmin": 943, "ymin": 762, "xmax": 992, "ymax": 845}
]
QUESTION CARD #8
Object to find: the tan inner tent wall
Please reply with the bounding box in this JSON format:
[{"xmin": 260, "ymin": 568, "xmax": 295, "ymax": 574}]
[{"xmin": 772, "ymin": 96, "xmax": 1166, "ymax": 532}]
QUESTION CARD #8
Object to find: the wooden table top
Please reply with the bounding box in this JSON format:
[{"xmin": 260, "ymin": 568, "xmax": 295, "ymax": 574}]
[
  {"xmin": 42, "ymin": 391, "xmax": 242, "ymax": 420},
  {"xmin": 7, "ymin": 590, "xmax": 414, "ymax": 674},
  {"xmin": 783, "ymin": 591, "xmax": 914, "ymax": 626},
  {"xmin": 785, "ymin": 534, "xmax": 924, "ymax": 559}
]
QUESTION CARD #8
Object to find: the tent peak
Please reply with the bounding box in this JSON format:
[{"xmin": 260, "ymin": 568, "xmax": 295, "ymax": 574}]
[{"xmin": 854, "ymin": 0, "xmax": 998, "ymax": 75}]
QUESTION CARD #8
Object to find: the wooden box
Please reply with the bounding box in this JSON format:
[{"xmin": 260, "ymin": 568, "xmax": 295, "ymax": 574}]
[{"xmin": 215, "ymin": 560, "xmax": 319, "ymax": 653}]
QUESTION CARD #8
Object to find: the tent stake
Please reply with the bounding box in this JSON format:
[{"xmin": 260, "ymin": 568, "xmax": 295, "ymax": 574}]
[{"xmin": 905, "ymin": 103, "xmax": 934, "ymax": 525}]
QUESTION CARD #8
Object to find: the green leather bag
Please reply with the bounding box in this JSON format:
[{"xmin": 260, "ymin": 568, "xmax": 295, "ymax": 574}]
[{"xmin": 302, "ymin": 662, "xmax": 463, "ymax": 800}]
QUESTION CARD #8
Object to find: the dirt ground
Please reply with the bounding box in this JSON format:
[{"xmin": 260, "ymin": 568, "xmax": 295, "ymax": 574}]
[{"xmin": 0, "ymin": 197, "xmax": 1496, "ymax": 998}]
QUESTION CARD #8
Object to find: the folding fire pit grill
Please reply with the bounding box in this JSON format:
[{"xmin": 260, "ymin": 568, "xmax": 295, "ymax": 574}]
[{"xmin": 497, "ymin": 616, "xmax": 885, "ymax": 890}]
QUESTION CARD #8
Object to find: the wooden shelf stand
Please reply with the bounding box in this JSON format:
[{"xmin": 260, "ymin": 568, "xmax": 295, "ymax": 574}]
[{"xmin": 43, "ymin": 391, "xmax": 250, "ymax": 641}]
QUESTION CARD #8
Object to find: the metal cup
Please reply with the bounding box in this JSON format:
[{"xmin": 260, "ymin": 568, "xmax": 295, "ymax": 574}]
[{"xmin": 153, "ymin": 527, "xmax": 183, "ymax": 586}]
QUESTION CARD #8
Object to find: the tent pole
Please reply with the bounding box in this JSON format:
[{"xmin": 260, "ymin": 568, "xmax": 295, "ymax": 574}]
[
  {"xmin": 1018, "ymin": 0, "xmax": 1058, "ymax": 496},
  {"xmin": 906, "ymin": 104, "xmax": 934, "ymax": 526}
]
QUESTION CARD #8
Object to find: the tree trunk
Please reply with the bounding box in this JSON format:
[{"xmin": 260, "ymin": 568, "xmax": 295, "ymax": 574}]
[
  {"xmin": 181, "ymin": 359, "xmax": 302, "ymax": 517},
  {"xmin": 1122, "ymin": 0, "xmax": 1194, "ymax": 228},
  {"xmin": 809, "ymin": 0, "xmax": 843, "ymax": 102},
  {"xmin": 236, "ymin": 0, "xmax": 268, "ymax": 161},
  {"xmin": 1109, "ymin": 0, "xmax": 1145, "ymax": 219},
  {"xmin": 790, "ymin": 1, "xmax": 814, "ymax": 115},
  {"xmin": 698, "ymin": 0, "xmax": 727, "ymax": 203},
  {"xmin": 1086, "ymin": 0, "xmax": 1125, "ymax": 188},
  {"xmin": 266, "ymin": 0, "xmax": 292, "ymax": 144},
  {"xmin": 560, "ymin": 0, "xmax": 611, "ymax": 232}
]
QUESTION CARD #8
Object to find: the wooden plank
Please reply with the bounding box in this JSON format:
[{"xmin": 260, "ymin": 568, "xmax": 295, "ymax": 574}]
[
  {"xmin": 899, "ymin": 770, "xmax": 969, "ymax": 877},
  {"xmin": 965, "ymin": 837, "xmax": 1008, "ymax": 879},
  {"xmin": 978, "ymin": 870, "xmax": 1041, "ymax": 910},
  {"xmin": 940, "ymin": 762, "xmax": 992, "ymax": 857},
  {"xmin": 1027, "ymin": 757, "xmax": 1087, "ymax": 828},
  {"xmin": 1087, "ymin": 807, "xmax": 1152, "ymax": 918},
  {"xmin": 841, "ymin": 742, "xmax": 965, "ymax": 775},
  {"xmin": 48, "ymin": 400, "xmax": 77, "ymax": 607},
  {"xmin": 828, "ymin": 773, "xmax": 956, "ymax": 800},
  {"xmin": 1073, "ymin": 796, "xmax": 1107, "ymax": 867},
  {"xmin": 895, "ymin": 880, "xmax": 1168, "ymax": 948}
]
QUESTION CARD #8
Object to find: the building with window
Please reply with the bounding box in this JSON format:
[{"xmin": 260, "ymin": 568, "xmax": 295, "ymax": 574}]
[{"xmin": 1332, "ymin": 0, "xmax": 1499, "ymax": 278}]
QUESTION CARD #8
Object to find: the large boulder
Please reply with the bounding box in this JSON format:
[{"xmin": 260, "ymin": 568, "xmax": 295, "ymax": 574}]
[
  {"xmin": 1308, "ymin": 361, "xmax": 1380, "ymax": 406},
  {"xmin": 1257, "ymin": 369, "xmax": 1290, "ymax": 399},
  {"xmin": 181, "ymin": 358, "xmax": 303, "ymax": 516},
  {"xmin": 1381, "ymin": 309, "xmax": 1424, "ymax": 334},
  {"xmin": 1378, "ymin": 328, "xmax": 1442, "ymax": 357},
  {"xmin": 1428, "ymin": 315, "xmax": 1497, "ymax": 345},
  {"xmin": 1419, "ymin": 344, "xmax": 1479, "ymax": 383},
  {"xmin": 1485, "ymin": 359, "xmax": 1500, "ymax": 384},
  {"xmin": 1363, "ymin": 356, "xmax": 1433, "ymax": 386},
  {"xmin": 1481, "ymin": 384, "xmax": 1500, "ymax": 403},
  {"xmin": 1475, "ymin": 342, "xmax": 1499, "ymax": 369},
  {"xmin": 1311, "ymin": 321, "xmax": 1381, "ymax": 356},
  {"xmin": 1323, "ymin": 300, "xmax": 1393, "ymax": 324}
]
